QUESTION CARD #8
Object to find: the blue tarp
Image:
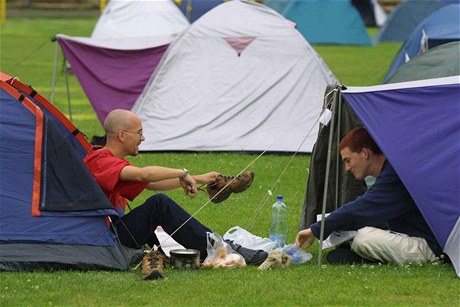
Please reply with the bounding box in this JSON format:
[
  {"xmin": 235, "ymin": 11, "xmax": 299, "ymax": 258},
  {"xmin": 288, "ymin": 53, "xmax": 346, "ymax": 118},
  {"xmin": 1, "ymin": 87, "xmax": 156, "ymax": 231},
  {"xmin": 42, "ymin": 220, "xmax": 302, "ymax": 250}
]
[{"xmin": 342, "ymin": 76, "xmax": 460, "ymax": 277}]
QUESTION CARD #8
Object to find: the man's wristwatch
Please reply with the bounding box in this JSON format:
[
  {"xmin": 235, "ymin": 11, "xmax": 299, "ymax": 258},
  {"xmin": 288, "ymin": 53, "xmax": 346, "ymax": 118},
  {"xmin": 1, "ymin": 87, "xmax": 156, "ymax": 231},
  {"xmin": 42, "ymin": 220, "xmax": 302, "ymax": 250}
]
[{"xmin": 180, "ymin": 168, "xmax": 189, "ymax": 180}]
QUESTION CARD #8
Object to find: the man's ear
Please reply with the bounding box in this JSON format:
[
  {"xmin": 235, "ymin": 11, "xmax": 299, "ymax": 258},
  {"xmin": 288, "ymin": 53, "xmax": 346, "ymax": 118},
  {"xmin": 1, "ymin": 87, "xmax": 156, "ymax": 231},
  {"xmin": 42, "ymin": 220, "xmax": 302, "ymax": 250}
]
[
  {"xmin": 362, "ymin": 148, "xmax": 368, "ymax": 159},
  {"xmin": 118, "ymin": 130, "xmax": 125, "ymax": 142}
]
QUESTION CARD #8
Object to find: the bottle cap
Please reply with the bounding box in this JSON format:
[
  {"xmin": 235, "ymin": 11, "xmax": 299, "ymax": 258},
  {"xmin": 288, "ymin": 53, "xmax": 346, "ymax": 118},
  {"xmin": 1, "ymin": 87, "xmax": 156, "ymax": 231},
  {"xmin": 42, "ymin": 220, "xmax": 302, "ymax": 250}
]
[{"xmin": 277, "ymin": 195, "xmax": 283, "ymax": 201}]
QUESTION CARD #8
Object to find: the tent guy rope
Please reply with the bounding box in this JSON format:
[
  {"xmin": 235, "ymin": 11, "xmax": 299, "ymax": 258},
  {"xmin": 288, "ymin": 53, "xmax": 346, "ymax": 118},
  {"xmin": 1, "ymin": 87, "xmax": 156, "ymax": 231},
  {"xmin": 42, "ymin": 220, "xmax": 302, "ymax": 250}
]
[{"xmin": 131, "ymin": 106, "xmax": 328, "ymax": 271}]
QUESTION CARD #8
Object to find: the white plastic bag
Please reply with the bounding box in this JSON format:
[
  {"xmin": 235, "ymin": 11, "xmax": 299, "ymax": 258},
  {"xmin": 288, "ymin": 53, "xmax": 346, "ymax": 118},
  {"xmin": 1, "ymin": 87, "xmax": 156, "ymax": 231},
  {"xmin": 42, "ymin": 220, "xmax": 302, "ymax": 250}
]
[
  {"xmin": 202, "ymin": 232, "xmax": 246, "ymax": 269},
  {"xmin": 223, "ymin": 226, "xmax": 277, "ymax": 252}
]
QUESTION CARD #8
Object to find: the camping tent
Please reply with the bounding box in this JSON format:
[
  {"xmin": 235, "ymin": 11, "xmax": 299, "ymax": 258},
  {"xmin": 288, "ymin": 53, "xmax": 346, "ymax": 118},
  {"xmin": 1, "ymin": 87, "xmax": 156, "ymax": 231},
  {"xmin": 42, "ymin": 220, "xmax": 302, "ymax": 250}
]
[
  {"xmin": 0, "ymin": 72, "xmax": 136, "ymax": 271},
  {"xmin": 265, "ymin": 0, "xmax": 372, "ymax": 45},
  {"xmin": 92, "ymin": 0, "xmax": 189, "ymax": 39},
  {"xmin": 56, "ymin": 34, "xmax": 172, "ymax": 125},
  {"xmin": 383, "ymin": 3, "xmax": 460, "ymax": 82},
  {"xmin": 351, "ymin": 0, "xmax": 387, "ymax": 27},
  {"xmin": 385, "ymin": 41, "xmax": 460, "ymax": 84},
  {"xmin": 299, "ymin": 76, "xmax": 460, "ymax": 277},
  {"xmin": 176, "ymin": 0, "xmax": 222, "ymax": 22},
  {"xmin": 132, "ymin": 0, "xmax": 337, "ymax": 153},
  {"xmin": 55, "ymin": 0, "xmax": 190, "ymax": 124},
  {"xmin": 301, "ymin": 42, "xmax": 460, "ymax": 229},
  {"xmin": 375, "ymin": 0, "xmax": 447, "ymax": 43}
]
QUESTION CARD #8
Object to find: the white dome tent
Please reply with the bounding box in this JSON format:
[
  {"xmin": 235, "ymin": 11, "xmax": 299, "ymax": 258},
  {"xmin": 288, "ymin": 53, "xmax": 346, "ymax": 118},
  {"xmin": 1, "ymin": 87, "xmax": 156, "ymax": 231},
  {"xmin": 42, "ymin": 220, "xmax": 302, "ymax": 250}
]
[{"xmin": 132, "ymin": 0, "xmax": 337, "ymax": 153}]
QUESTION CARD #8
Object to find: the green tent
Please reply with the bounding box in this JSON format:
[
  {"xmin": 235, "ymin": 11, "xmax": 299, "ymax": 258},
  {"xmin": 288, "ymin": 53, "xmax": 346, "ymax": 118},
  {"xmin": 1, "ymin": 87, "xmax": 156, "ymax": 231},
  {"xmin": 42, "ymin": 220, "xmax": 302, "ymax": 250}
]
[{"xmin": 385, "ymin": 41, "xmax": 460, "ymax": 84}]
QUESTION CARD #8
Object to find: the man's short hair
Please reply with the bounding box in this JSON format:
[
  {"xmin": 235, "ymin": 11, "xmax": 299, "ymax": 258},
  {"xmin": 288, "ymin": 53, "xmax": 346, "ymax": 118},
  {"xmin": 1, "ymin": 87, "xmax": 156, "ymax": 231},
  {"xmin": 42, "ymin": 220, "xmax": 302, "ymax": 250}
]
[{"xmin": 339, "ymin": 127, "xmax": 382, "ymax": 154}]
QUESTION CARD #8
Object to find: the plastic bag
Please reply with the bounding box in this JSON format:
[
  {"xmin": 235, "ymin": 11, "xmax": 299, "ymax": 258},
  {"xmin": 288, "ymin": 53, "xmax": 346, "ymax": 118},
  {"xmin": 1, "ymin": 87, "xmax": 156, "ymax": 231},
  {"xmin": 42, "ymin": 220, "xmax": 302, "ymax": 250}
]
[
  {"xmin": 280, "ymin": 244, "xmax": 312, "ymax": 265},
  {"xmin": 223, "ymin": 226, "xmax": 278, "ymax": 252},
  {"xmin": 202, "ymin": 232, "xmax": 246, "ymax": 269}
]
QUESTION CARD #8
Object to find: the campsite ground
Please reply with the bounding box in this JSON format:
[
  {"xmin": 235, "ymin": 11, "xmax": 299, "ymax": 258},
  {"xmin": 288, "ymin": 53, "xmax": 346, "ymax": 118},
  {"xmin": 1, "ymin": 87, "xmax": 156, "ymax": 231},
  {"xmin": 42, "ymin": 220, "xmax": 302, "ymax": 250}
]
[{"xmin": 1, "ymin": 12, "xmax": 459, "ymax": 307}]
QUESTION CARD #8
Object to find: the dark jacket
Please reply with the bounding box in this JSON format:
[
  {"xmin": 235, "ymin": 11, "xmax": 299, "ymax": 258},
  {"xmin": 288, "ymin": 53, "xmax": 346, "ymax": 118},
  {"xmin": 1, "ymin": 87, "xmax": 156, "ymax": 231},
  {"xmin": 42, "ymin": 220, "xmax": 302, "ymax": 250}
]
[{"xmin": 310, "ymin": 160, "xmax": 442, "ymax": 256}]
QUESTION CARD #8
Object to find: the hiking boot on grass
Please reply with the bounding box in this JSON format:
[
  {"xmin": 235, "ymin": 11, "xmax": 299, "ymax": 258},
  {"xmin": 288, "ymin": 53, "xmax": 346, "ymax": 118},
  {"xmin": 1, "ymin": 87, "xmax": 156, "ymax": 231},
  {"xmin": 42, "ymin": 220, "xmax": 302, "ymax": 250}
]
[
  {"xmin": 141, "ymin": 250, "xmax": 165, "ymax": 280},
  {"xmin": 206, "ymin": 171, "xmax": 255, "ymax": 203}
]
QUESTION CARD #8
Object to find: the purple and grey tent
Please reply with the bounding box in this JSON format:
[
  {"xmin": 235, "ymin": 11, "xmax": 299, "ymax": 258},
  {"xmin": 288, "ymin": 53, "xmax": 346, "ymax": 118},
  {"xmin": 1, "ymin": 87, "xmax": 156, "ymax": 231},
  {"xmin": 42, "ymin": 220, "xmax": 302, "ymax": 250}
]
[
  {"xmin": 56, "ymin": 34, "xmax": 172, "ymax": 124},
  {"xmin": 54, "ymin": 0, "xmax": 190, "ymax": 125},
  {"xmin": 301, "ymin": 76, "xmax": 460, "ymax": 277}
]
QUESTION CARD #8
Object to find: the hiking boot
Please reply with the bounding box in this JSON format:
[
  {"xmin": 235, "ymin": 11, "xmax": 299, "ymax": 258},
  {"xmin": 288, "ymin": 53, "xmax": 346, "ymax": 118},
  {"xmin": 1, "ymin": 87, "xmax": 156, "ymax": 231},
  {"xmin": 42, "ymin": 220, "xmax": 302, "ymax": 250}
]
[
  {"xmin": 141, "ymin": 250, "xmax": 165, "ymax": 280},
  {"xmin": 206, "ymin": 171, "xmax": 255, "ymax": 203}
]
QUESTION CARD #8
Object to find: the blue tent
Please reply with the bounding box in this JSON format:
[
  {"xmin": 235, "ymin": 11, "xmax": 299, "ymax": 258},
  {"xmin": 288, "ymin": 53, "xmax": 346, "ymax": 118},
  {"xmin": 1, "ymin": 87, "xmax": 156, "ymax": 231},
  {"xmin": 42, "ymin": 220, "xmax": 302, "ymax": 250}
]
[
  {"xmin": 383, "ymin": 3, "xmax": 460, "ymax": 82},
  {"xmin": 341, "ymin": 76, "xmax": 460, "ymax": 277},
  {"xmin": 352, "ymin": 0, "xmax": 387, "ymax": 27},
  {"xmin": 375, "ymin": 0, "xmax": 448, "ymax": 43},
  {"xmin": 303, "ymin": 76, "xmax": 460, "ymax": 276},
  {"xmin": 176, "ymin": 0, "xmax": 222, "ymax": 22},
  {"xmin": 0, "ymin": 72, "xmax": 135, "ymax": 271},
  {"xmin": 265, "ymin": 0, "xmax": 372, "ymax": 45}
]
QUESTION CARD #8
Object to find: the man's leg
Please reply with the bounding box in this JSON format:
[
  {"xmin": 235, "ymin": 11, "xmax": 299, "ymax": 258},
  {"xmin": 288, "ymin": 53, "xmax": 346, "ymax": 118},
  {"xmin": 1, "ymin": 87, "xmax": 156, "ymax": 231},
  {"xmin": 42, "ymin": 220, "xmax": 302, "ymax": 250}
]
[
  {"xmin": 351, "ymin": 226, "xmax": 436, "ymax": 264},
  {"xmin": 115, "ymin": 194, "xmax": 211, "ymax": 257}
]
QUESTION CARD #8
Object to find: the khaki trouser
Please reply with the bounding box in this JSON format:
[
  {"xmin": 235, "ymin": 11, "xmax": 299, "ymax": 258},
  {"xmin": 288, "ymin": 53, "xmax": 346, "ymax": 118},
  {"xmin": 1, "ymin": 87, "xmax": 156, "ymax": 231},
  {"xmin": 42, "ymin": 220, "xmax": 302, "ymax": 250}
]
[{"xmin": 351, "ymin": 226, "xmax": 437, "ymax": 264}]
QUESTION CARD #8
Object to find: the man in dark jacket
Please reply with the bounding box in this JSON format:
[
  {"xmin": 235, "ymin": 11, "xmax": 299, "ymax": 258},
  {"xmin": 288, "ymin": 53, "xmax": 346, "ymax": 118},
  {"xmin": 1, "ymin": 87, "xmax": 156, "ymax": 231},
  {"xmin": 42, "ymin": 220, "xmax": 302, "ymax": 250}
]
[{"xmin": 296, "ymin": 127, "xmax": 441, "ymax": 264}]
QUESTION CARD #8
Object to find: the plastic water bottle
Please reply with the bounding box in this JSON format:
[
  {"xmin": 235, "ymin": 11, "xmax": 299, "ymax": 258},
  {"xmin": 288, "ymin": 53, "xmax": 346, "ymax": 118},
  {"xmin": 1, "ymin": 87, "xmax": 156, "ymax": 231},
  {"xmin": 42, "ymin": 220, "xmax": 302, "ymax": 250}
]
[{"xmin": 269, "ymin": 195, "xmax": 287, "ymax": 248}]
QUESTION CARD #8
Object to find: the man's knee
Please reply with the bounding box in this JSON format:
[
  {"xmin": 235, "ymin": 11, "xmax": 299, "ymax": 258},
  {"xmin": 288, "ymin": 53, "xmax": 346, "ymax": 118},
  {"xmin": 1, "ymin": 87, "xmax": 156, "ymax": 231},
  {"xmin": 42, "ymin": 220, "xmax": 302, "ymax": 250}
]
[
  {"xmin": 144, "ymin": 193, "xmax": 173, "ymax": 208},
  {"xmin": 147, "ymin": 193, "xmax": 169, "ymax": 203},
  {"xmin": 351, "ymin": 227, "xmax": 381, "ymax": 257},
  {"xmin": 352, "ymin": 227, "xmax": 376, "ymax": 246}
]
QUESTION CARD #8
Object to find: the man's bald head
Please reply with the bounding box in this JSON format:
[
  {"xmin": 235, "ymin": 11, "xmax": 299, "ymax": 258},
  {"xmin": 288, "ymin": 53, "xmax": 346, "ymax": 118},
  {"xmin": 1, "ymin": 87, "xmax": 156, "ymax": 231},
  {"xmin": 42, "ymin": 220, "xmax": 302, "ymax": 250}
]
[{"xmin": 104, "ymin": 109, "xmax": 140, "ymax": 136}]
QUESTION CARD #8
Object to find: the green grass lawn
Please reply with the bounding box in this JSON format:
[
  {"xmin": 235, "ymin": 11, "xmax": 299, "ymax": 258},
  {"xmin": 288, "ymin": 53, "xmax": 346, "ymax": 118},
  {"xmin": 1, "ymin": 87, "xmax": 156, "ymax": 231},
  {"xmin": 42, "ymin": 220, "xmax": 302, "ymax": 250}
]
[{"xmin": 1, "ymin": 15, "xmax": 459, "ymax": 307}]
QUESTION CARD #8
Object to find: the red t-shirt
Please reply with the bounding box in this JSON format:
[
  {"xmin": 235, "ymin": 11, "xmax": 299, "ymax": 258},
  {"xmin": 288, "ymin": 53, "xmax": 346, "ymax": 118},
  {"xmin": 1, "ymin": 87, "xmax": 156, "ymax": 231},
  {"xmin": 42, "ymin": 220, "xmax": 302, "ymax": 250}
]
[{"xmin": 83, "ymin": 149, "xmax": 148, "ymax": 214}]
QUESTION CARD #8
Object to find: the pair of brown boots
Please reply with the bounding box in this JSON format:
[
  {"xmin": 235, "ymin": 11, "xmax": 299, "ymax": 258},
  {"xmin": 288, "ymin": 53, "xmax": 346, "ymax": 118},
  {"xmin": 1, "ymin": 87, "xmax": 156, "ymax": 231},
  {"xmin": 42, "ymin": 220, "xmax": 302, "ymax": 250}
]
[{"xmin": 204, "ymin": 171, "xmax": 255, "ymax": 203}]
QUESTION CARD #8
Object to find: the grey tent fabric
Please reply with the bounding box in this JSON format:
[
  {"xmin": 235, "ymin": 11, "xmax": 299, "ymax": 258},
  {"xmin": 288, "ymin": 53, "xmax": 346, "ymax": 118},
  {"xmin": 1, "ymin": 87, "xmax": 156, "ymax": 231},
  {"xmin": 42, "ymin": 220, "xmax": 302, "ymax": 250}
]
[
  {"xmin": 299, "ymin": 85, "xmax": 367, "ymax": 230},
  {"xmin": 0, "ymin": 244, "xmax": 139, "ymax": 271},
  {"xmin": 385, "ymin": 41, "xmax": 460, "ymax": 84}
]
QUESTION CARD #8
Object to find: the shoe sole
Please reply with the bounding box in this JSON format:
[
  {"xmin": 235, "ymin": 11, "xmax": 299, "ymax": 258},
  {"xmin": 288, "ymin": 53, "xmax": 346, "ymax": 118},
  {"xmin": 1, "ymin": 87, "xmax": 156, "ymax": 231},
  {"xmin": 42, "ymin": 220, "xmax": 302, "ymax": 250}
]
[{"xmin": 142, "ymin": 269, "xmax": 164, "ymax": 280}]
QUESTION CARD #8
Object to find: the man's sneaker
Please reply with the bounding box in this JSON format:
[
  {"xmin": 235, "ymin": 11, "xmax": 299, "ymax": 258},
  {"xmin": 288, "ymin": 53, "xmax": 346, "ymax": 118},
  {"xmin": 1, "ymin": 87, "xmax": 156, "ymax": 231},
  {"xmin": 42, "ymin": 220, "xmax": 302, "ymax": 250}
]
[
  {"xmin": 206, "ymin": 171, "xmax": 255, "ymax": 203},
  {"xmin": 141, "ymin": 250, "xmax": 165, "ymax": 280}
]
